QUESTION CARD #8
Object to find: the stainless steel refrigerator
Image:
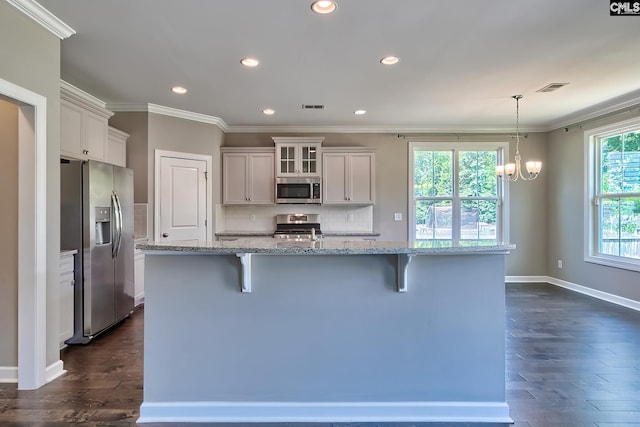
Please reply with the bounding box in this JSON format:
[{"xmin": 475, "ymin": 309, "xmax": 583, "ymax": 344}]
[{"xmin": 61, "ymin": 159, "xmax": 134, "ymax": 344}]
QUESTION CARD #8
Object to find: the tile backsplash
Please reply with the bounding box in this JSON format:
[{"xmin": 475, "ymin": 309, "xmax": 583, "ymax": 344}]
[
  {"xmin": 219, "ymin": 204, "xmax": 373, "ymax": 233},
  {"xmin": 134, "ymin": 203, "xmax": 148, "ymax": 239}
]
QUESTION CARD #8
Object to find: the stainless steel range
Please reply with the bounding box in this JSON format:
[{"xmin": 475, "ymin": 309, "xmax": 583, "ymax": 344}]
[{"xmin": 274, "ymin": 214, "xmax": 322, "ymax": 240}]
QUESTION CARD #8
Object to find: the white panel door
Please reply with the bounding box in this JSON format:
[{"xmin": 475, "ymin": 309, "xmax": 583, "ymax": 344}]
[{"xmin": 159, "ymin": 156, "xmax": 207, "ymax": 241}]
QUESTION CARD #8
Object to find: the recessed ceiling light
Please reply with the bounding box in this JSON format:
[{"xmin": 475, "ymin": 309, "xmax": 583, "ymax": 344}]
[
  {"xmin": 171, "ymin": 86, "xmax": 188, "ymax": 94},
  {"xmin": 241, "ymin": 58, "xmax": 260, "ymax": 67},
  {"xmin": 380, "ymin": 56, "xmax": 400, "ymax": 65},
  {"xmin": 311, "ymin": 0, "xmax": 337, "ymax": 14},
  {"xmin": 262, "ymin": 108, "xmax": 275, "ymax": 115},
  {"xmin": 354, "ymin": 109, "xmax": 367, "ymax": 115}
]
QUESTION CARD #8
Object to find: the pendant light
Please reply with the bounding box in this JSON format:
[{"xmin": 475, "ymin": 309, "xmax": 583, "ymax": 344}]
[{"xmin": 496, "ymin": 95, "xmax": 542, "ymax": 181}]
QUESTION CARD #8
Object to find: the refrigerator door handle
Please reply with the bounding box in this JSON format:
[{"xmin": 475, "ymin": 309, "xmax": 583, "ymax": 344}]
[
  {"xmin": 111, "ymin": 192, "xmax": 122, "ymax": 258},
  {"xmin": 114, "ymin": 192, "xmax": 124, "ymax": 257},
  {"xmin": 111, "ymin": 193, "xmax": 117, "ymax": 258}
]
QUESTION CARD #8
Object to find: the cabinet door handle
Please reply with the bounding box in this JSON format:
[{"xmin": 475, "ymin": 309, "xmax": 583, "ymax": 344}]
[
  {"xmin": 83, "ymin": 149, "xmax": 89, "ymax": 155},
  {"xmin": 162, "ymin": 233, "xmax": 169, "ymax": 238}
]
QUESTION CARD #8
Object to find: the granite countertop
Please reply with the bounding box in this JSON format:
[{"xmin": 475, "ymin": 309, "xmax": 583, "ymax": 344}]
[{"xmin": 138, "ymin": 238, "xmax": 514, "ymax": 256}]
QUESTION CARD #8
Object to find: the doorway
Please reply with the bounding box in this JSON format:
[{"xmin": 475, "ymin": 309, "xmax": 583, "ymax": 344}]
[{"xmin": 0, "ymin": 77, "xmax": 49, "ymax": 390}]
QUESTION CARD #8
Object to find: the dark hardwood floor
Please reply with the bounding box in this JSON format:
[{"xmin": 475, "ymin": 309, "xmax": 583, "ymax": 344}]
[{"xmin": 0, "ymin": 283, "xmax": 639, "ymax": 426}]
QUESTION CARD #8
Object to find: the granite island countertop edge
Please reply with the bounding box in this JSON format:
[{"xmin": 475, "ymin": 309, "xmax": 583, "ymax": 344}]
[{"xmin": 138, "ymin": 239, "xmax": 515, "ymax": 256}]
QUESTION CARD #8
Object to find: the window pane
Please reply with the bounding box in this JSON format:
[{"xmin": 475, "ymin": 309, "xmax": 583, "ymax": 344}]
[
  {"xmin": 414, "ymin": 151, "xmax": 452, "ymax": 198},
  {"xmin": 599, "ymin": 197, "xmax": 640, "ymax": 259},
  {"xmin": 459, "ymin": 151, "xmax": 498, "ymax": 197},
  {"xmin": 623, "ymin": 132, "xmax": 640, "ymax": 193},
  {"xmin": 460, "ymin": 200, "xmax": 498, "ymax": 241},
  {"xmin": 601, "ymin": 131, "xmax": 640, "ymax": 194},
  {"xmin": 415, "ymin": 200, "xmax": 452, "ymax": 240}
]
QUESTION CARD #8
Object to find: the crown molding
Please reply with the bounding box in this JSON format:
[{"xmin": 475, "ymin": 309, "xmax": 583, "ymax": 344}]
[
  {"xmin": 60, "ymin": 80, "xmax": 113, "ymax": 119},
  {"xmin": 271, "ymin": 136, "xmax": 325, "ymax": 144},
  {"xmin": 107, "ymin": 103, "xmax": 229, "ymax": 131},
  {"xmin": 106, "ymin": 96, "xmax": 640, "ymax": 135},
  {"xmin": 107, "ymin": 125, "xmax": 129, "ymax": 139},
  {"xmin": 7, "ymin": 0, "xmax": 75, "ymax": 39},
  {"xmin": 107, "ymin": 103, "xmax": 150, "ymax": 112},
  {"xmin": 547, "ymin": 92, "xmax": 640, "ymax": 131},
  {"xmin": 225, "ymin": 124, "xmax": 545, "ymax": 134}
]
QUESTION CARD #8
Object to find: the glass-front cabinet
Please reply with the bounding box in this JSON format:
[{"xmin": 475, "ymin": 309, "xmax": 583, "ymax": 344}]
[{"xmin": 272, "ymin": 137, "xmax": 323, "ymax": 177}]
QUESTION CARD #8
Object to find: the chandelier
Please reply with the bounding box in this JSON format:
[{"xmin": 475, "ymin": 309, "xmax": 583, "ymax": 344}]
[{"xmin": 496, "ymin": 95, "xmax": 542, "ymax": 181}]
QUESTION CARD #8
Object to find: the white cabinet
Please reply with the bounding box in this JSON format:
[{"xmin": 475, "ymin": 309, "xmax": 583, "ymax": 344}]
[
  {"xmin": 323, "ymin": 149, "xmax": 375, "ymax": 205},
  {"xmin": 272, "ymin": 137, "xmax": 323, "ymax": 177},
  {"xmin": 134, "ymin": 248, "xmax": 145, "ymax": 306},
  {"xmin": 106, "ymin": 126, "xmax": 128, "ymax": 167},
  {"xmin": 222, "ymin": 148, "xmax": 275, "ymax": 205},
  {"xmin": 60, "ymin": 80, "xmax": 113, "ymax": 162},
  {"xmin": 59, "ymin": 250, "xmax": 77, "ymax": 349}
]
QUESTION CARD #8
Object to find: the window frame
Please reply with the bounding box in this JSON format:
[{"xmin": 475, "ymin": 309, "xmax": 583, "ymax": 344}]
[
  {"xmin": 584, "ymin": 117, "xmax": 640, "ymax": 272},
  {"xmin": 408, "ymin": 141, "xmax": 510, "ymax": 243}
]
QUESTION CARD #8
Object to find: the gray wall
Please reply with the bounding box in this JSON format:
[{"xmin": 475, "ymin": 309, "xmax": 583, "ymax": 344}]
[
  {"xmin": 0, "ymin": 1, "xmax": 61, "ymax": 367},
  {"xmin": 110, "ymin": 113, "xmax": 224, "ymax": 239},
  {"xmin": 110, "ymin": 112, "xmax": 149, "ymax": 203},
  {"xmin": 0, "ymin": 99, "xmax": 19, "ymax": 366},
  {"xmin": 547, "ymin": 108, "xmax": 640, "ymax": 302},
  {"xmin": 223, "ymin": 132, "xmax": 548, "ymax": 276},
  {"xmin": 147, "ymin": 113, "xmax": 224, "ymax": 239}
]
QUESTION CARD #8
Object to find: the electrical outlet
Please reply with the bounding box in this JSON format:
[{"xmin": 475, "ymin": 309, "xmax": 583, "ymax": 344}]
[
  {"xmin": 347, "ymin": 213, "xmax": 354, "ymax": 222},
  {"xmin": 557, "ymin": 260, "xmax": 563, "ymax": 269},
  {"xmin": 250, "ymin": 214, "xmax": 256, "ymax": 222},
  {"xmin": 394, "ymin": 213, "xmax": 402, "ymax": 221}
]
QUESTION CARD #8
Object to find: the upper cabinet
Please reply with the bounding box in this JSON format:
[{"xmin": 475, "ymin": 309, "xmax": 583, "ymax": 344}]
[
  {"xmin": 60, "ymin": 80, "xmax": 114, "ymax": 163},
  {"xmin": 322, "ymin": 148, "xmax": 376, "ymax": 205},
  {"xmin": 222, "ymin": 148, "xmax": 275, "ymax": 205},
  {"xmin": 272, "ymin": 136, "xmax": 323, "ymax": 177},
  {"xmin": 106, "ymin": 126, "xmax": 128, "ymax": 167}
]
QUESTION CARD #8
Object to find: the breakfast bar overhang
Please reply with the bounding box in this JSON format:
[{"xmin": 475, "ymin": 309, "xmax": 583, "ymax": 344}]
[{"xmin": 137, "ymin": 239, "xmax": 514, "ymax": 424}]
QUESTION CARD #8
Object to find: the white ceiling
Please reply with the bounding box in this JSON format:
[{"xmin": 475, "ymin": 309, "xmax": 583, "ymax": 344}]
[{"xmin": 37, "ymin": 0, "xmax": 640, "ymax": 132}]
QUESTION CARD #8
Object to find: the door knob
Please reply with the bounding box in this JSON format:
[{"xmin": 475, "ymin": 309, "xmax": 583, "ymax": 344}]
[{"xmin": 162, "ymin": 233, "xmax": 169, "ymax": 238}]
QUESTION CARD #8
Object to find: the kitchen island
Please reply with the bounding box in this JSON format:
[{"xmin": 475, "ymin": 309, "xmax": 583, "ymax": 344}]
[{"xmin": 137, "ymin": 238, "xmax": 514, "ymax": 424}]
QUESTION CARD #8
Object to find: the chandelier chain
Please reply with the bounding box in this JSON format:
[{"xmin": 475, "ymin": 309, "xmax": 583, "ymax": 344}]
[{"xmin": 514, "ymin": 94, "xmax": 522, "ymax": 155}]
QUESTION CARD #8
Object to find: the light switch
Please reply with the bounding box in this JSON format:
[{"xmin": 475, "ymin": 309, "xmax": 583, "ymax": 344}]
[{"xmin": 394, "ymin": 213, "xmax": 402, "ymax": 221}]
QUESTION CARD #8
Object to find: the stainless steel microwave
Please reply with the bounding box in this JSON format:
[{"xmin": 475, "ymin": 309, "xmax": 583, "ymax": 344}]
[{"xmin": 275, "ymin": 177, "xmax": 321, "ymax": 204}]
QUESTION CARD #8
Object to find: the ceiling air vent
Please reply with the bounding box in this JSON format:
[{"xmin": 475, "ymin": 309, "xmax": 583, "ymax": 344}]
[
  {"xmin": 536, "ymin": 83, "xmax": 569, "ymax": 93},
  {"xmin": 302, "ymin": 104, "xmax": 325, "ymax": 110}
]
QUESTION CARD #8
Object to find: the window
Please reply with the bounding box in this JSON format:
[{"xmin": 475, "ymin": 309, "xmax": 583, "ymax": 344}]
[
  {"xmin": 409, "ymin": 142, "xmax": 507, "ymax": 243},
  {"xmin": 586, "ymin": 118, "xmax": 640, "ymax": 271}
]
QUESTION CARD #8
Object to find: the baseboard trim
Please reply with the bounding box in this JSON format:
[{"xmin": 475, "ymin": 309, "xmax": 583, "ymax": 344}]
[
  {"xmin": 1, "ymin": 361, "xmax": 66, "ymax": 385},
  {"xmin": 134, "ymin": 293, "xmax": 145, "ymax": 307},
  {"xmin": 505, "ymin": 275, "xmax": 549, "ymax": 283},
  {"xmin": 46, "ymin": 360, "xmax": 66, "ymax": 383},
  {"xmin": 0, "ymin": 366, "xmax": 18, "ymax": 383},
  {"xmin": 506, "ymin": 275, "xmax": 640, "ymax": 312},
  {"xmin": 138, "ymin": 401, "xmax": 512, "ymax": 424}
]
